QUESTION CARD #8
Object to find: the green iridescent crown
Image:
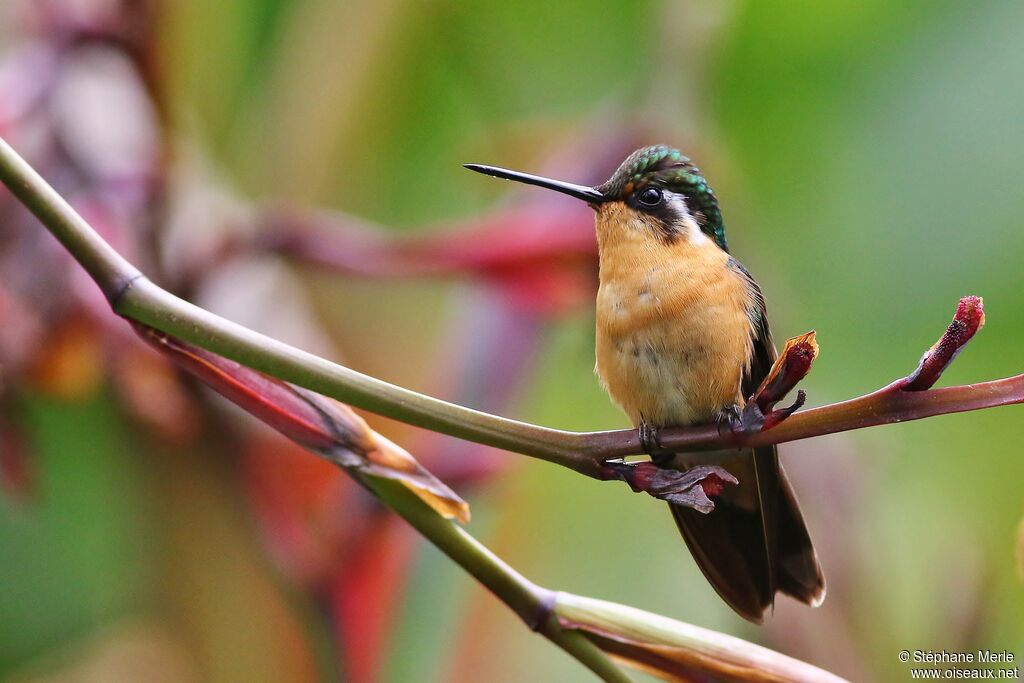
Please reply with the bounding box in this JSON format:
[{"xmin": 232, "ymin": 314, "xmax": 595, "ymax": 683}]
[{"xmin": 598, "ymin": 145, "xmax": 727, "ymax": 251}]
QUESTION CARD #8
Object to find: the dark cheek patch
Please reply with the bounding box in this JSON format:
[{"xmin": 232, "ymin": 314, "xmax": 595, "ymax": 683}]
[
  {"xmin": 622, "ymin": 189, "xmax": 687, "ymax": 245},
  {"xmin": 641, "ymin": 202, "xmax": 683, "ymax": 245},
  {"xmin": 603, "ymin": 202, "xmax": 680, "ymax": 245}
]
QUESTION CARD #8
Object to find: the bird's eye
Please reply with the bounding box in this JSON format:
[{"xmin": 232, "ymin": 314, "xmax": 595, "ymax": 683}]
[{"xmin": 637, "ymin": 187, "xmax": 663, "ymax": 207}]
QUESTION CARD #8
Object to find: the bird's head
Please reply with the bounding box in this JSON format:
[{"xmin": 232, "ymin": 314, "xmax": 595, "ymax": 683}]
[{"xmin": 465, "ymin": 144, "xmax": 727, "ymax": 252}]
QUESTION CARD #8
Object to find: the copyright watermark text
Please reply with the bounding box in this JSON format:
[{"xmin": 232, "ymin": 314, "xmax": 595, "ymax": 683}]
[{"xmin": 898, "ymin": 650, "xmax": 1019, "ymax": 679}]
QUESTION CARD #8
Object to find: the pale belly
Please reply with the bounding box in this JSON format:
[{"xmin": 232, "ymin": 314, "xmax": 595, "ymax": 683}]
[{"xmin": 594, "ymin": 269, "xmax": 754, "ymax": 428}]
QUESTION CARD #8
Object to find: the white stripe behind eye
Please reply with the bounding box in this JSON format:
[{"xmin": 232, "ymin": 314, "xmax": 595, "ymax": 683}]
[{"xmin": 667, "ymin": 193, "xmax": 708, "ymax": 245}]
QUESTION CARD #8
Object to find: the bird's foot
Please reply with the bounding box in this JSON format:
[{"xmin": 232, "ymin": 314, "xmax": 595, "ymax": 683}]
[
  {"xmin": 717, "ymin": 404, "xmax": 748, "ymax": 436},
  {"xmin": 638, "ymin": 421, "xmax": 670, "ymax": 460}
]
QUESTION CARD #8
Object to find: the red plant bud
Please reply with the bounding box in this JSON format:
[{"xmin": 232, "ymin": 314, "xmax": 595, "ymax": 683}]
[
  {"xmin": 903, "ymin": 296, "xmax": 985, "ymax": 391},
  {"xmin": 740, "ymin": 331, "xmax": 818, "ymax": 433}
]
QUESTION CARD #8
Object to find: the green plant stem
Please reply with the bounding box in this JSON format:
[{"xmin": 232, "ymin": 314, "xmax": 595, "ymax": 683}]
[
  {"xmin": 363, "ymin": 476, "xmax": 633, "ymax": 683},
  {"xmin": 0, "ymin": 138, "xmax": 142, "ymax": 299},
  {"xmin": 3, "ymin": 135, "xmax": 1023, "ymax": 478}
]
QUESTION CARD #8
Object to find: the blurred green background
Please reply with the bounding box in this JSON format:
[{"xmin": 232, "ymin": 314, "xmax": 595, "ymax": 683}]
[{"xmin": 2, "ymin": 1, "xmax": 1023, "ymax": 681}]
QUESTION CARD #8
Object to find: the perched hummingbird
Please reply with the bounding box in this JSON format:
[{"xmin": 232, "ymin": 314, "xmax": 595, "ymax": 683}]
[{"xmin": 466, "ymin": 145, "xmax": 825, "ymax": 622}]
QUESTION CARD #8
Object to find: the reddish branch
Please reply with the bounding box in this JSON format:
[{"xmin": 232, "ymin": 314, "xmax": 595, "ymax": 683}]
[
  {"xmin": 587, "ymin": 297, "xmax": 997, "ymax": 509},
  {"xmin": 583, "ymin": 296, "xmax": 1002, "ymax": 461}
]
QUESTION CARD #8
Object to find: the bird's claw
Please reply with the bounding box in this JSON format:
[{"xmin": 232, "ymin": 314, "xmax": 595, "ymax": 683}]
[
  {"xmin": 638, "ymin": 421, "xmax": 666, "ymax": 457},
  {"xmin": 718, "ymin": 404, "xmax": 749, "ymax": 436}
]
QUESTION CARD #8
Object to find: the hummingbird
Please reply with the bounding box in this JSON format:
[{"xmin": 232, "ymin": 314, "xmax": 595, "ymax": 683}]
[{"xmin": 466, "ymin": 145, "xmax": 825, "ymax": 622}]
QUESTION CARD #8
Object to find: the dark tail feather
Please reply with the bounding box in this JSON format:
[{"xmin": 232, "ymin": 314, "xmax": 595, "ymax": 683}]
[
  {"xmin": 775, "ymin": 464, "xmax": 826, "ymax": 605},
  {"xmin": 669, "ymin": 446, "xmax": 824, "ymax": 623}
]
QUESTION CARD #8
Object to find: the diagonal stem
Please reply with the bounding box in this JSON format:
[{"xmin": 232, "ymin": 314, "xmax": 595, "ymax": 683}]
[{"xmin": 363, "ymin": 477, "xmax": 633, "ymax": 683}]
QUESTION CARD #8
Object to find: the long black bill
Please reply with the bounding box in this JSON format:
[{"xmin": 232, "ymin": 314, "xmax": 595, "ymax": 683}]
[{"xmin": 464, "ymin": 163, "xmax": 608, "ymax": 203}]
